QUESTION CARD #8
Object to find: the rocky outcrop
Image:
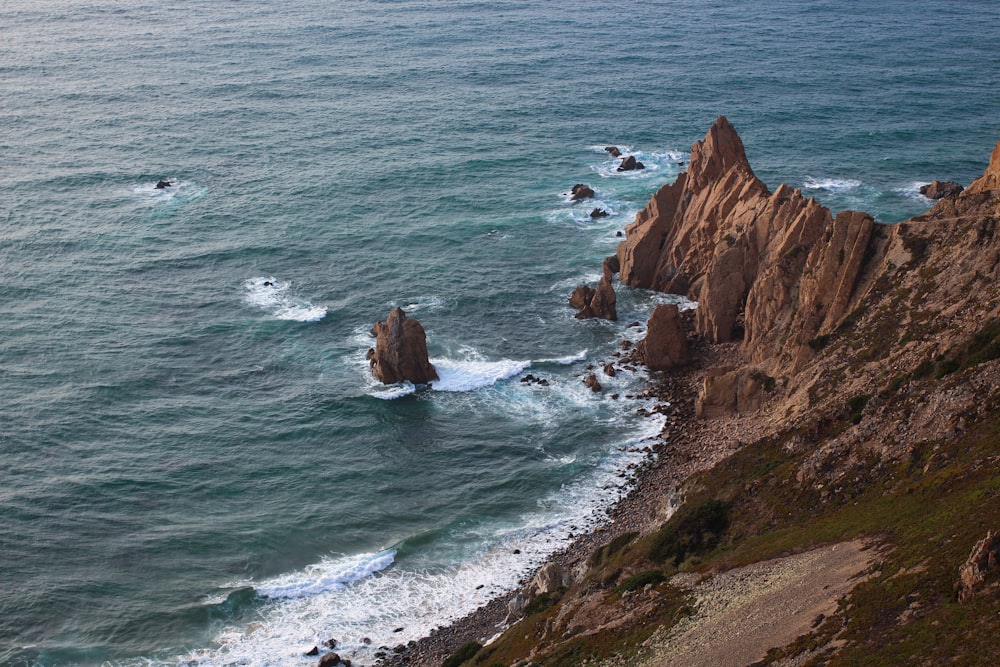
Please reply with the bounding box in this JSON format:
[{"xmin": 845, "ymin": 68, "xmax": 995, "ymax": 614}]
[
  {"xmin": 368, "ymin": 308, "xmax": 438, "ymax": 384},
  {"xmin": 571, "ymin": 184, "xmax": 596, "ymax": 200},
  {"xmin": 570, "ymin": 256, "xmax": 618, "ymax": 320},
  {"xmin": 605, "ymin": 146, "xmax": 622, "ymax": 158},
  {"xmin": 614, "ymin": 116, "xmax": 881, "ymax": 370},
  {"xmin": 636, "ymin": 304, "xmax": 689, "ymax": 370},
  {"xmin": 695, "ymin": 367, "xmax": 771, "ymax": 418},
  {"xmin": 155, "ymin": 179, "xmax": 172, "ymax": 189},
  {"xmin": 957, "ymin": 531, "xmax": 1000, "ymax": 603},
  {"xmin": 920, "ymin": 180, "xmax": 964, "ymax": 199},
  {"xmin": 966, "ymin": 140, "xmax": 1000, "ymax": 194},
  {"xmin": 617, "ymin": 155, "xmax": 645, "ymax": 172},
  {"xmin": 590, "ymin": 208, "xmax": 609, "ymax": 219}
]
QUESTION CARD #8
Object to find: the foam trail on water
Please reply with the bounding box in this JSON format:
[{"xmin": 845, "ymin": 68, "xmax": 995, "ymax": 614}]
[
  {"xmin": 896, "ymin": 181, "xmax": 932, "ymax": 202},
  {"xmin": 803, "ymin": 176, "xmax": 862, "ymax": 192},
  {"xmin": 177, "ymin": 413, "xmax": 665, "ymax": 667},
  {"xmin": 430, "ymin": 357, "xmax": 531, "ymax": 392},
  {"xmin": 243, "ymin": 277, "xmax": 327, "ymax": 322}
]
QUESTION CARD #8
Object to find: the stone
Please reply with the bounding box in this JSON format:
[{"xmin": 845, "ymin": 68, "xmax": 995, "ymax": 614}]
[
  {"xmin": 637, "ymin": 304, "xmax": 689, "ymax": 370},
  {"xmin": 583, "ymin": 374, "xmax": 602, "ymax": 392},
  {"xmin": 155, "ymin": 179, "xmax": 172, "ymax": 189},
  {"xmin": 605, "ymin": 146, "xmax": 622, "ymax": 158},
  {"xmin": 369, "ymin": 308, "xmax": 438, "ymax": 384},
  {"xmin": 531, "ymin": 562, "xmax": 573, "ymax": 594},
  {"xmin": 571, "ymin": 183, "xmax": 596, "ymax": 200},
  {"xmin": 617, "ymin": 155, "xmax": 645, "ymax": 172},
  {"xmin": 306, "ymin": 646, "xmax": 319, "ymax": 656},
  {"xmin": 919, "ymin": 180, "xmax": 964, "ymax": 199},
  {"xmin": 590, "ymin": 208, "xmax": 609, "ymax": 219},
  {"xmin": 603, "ymin": 363, "xmax": 616, "ymax": 377},
  {"xmin": 695, "ymin": 367, "xmax": 770, "ymax": 418},
  {"xmin": 570, "ymin": 256, "xmax": 618, "ymax": 320},
  {"xmin": 317, "ymin": 652, "xmax": 340, "ymax": 667},
  {"xmin": 957, "ymin": 530, "xmax": 1000, "ymax": 602}
]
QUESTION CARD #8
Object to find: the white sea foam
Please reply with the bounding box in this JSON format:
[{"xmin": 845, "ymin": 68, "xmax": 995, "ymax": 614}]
[
  {"xmin": 802, "ymin": 176, "xmax": 862, "ymax": 192},
  {"xmin": 896, "ymin": 181, "xmax": 932, "ymax": 202},
  {"xmin": 256, "ymin": 551, "xmax": 397, "ymax": 600},
  {"xmin": 130, "ymin": 179, "xmax": 207, "ymax": 206},
  {"xmin": 181, "ymin": 412, "xmax": 665, "ymax": 667},
  {"xmin": 430, "ymin": 357, "xmax": 530, "ymax": 392},
  {"xmin": 589, "ymin": 148, "xmax": 688, "ymax": 179},
  {"xmin": 371, "ymin": 382, "xmax": 417, "ymax": 400},
  {"xmin": 389, "ymin": 295, "xmax": 446, "ymax": 314},
  {"xmin": 243, "ymin": 277, "xmax": 327, "ymax": 322}
]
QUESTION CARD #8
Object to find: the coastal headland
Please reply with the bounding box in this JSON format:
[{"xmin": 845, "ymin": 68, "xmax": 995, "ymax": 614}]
[{"xmin": 381, "ymin": 118, "xmax": 1000, "ymax": 667}]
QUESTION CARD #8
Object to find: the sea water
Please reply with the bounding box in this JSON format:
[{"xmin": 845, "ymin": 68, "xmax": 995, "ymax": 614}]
[{"xmin": 2, "ymin": 1, "xmax": 999, "ymax": 665}]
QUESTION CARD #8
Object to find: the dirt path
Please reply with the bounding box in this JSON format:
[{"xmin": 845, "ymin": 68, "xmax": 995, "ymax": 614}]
[{"xmin": 625, "ymin": 540, "xmax": 876, "ymax": 667}]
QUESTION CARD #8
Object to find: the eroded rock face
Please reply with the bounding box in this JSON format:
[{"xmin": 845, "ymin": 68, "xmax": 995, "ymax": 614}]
[
  {"xmin": 920, "ymin": 180, "xmax": 964, "ymax": 199},
  {"xmin": 957, "ymin": 530, "xmax": 1000, "ymax": 603},
  {"xmin": 966, "ymin": 140, "xmax": 1000, "ymax": 194},
  {"xmin": 570, "ymin": 256, "xmax": 618, "ymax": 320},
  {"xmin": 369, "ymin": 308, "xmax": 438, "ymax": 384},
  {"xmin": 695, "ymin": 367, "xmax": 770, "ymax": 418},
  {"xmin": 615, "ymin": 116, "xmax": 879, "ymax": 368},
  {"xmin": 637, "ymin": 304, "xmax": 689, "ymax": 370}
]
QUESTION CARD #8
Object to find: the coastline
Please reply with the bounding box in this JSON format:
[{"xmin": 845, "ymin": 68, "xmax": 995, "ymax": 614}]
[{"xmin": 383, "ymin": 331, "xmax": 759, "ymax": 667}]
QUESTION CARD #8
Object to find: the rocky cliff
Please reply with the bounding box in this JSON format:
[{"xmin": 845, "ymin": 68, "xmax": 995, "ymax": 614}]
[{"xmin": 390, "ymin": 123, "xmax": 1000, "ymax": 667}]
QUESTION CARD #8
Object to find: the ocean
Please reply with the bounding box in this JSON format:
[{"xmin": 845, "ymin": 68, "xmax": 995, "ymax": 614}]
[{"xmin": 2, "ymin": 1, "xmax": 998, "ymax": 665}]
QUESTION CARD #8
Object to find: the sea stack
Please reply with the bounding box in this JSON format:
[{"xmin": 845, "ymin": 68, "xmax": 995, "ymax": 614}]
[{"xmin": 368, "ymin": 307, "xmax": 438, "ymax": 385}]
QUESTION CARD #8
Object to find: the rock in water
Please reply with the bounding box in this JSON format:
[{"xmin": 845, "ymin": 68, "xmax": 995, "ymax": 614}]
[
  {"xmin": 920, "ymin": 180, "xmax": 964, "ymax": 199},
  {"xmin": 570, "ymin": 256, "xmax": 618, "ymax": 320},
  {"xmin": 155, "ymin": 179, "xmax": 172, "ymax": 189},
  {"xmin": 605, "ymin": 145, "xmax": 622, "ymax": 158},
  {"xmin": 571, "ymin": 183, "xmax": 596, "ymax": 200},
  {"xmin": 369, "ymin": 307, "xmax": 438, "ymax": 384},
  {"xmin": 617, "ymin": 155, "xmax": 645, "ymax": 171},
  {"xmin": 637, "ymin": 304, "xmax": 689, "ymax": 370}
]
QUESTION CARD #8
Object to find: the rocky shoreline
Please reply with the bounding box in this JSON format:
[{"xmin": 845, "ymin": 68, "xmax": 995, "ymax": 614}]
[
  {"xmin": 365, "ymin": 116, "xmax": 1000, "ymax": 667},
  {"xmin": 382, "ymin": 335, "xmax": 763, "ymax": 667}
]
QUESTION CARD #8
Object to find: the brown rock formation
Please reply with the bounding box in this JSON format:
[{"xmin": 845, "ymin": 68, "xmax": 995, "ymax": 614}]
[
  {"xmin": 695, "ymin": 367, "xmax": 771, "ymax": 418},
  {"xmin": 615, "ymin": 116, "xmax": 880, "ymax": 370},
  {"xmin": 583, "ymin": 373, "xmax": 602, "ymax": 392},
  {"xmin": 571, "ymin": 184, "xmax": 596, "ymax": 200},
  {"xmin": 966, "ymin": 140, "xmax": 1000, "ymax": 194},
  {"xmin": 636, "ymin": 304, "xmax": 689, "ymax": 370},
  {"xmin": 957, "ymin": 531, "xmax": 1000, "ymax": 603},
  {"xmin": 617, "ymin": 155, "xmax": 645, "ymax": 172},
  {"xmin": 920, "ymin": 180, "xmax": 964, "ymax": 199},
  {"xmin": 369, "ymin": 308, "xmax": 438, "ymax": 384},
  {"xmin": 605, "ymin": 146, "xmax": 622, "ymax": 158},
  {"xmin": 570, "ymin": 256, "xmax": 618, "ymax": 320}
]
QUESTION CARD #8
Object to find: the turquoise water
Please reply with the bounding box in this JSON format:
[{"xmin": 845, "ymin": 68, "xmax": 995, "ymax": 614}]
[{"xmin": 2, "ymin": 1, "xmax": 998, "ymax": 665}]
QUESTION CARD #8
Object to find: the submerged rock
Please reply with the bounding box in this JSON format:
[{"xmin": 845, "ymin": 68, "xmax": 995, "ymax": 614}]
[
  {"xmin": 605, "ymin": 145, "xmax": 622, "ymax": 158},
  {"xmin": 571, "ymin": 183, "xmax": 596, "ymax": 200},
  {"xmin": 920, "ymin": 180, "xmax": 964, "ymax": 199},
  {"xmin": 369, "ymin": 308, "xmax": 438, "ymax": 385},
  {"xmin": 617, "ymin": 155, "xmax": 645, "ymax": 172},
  {"xmin": 570, "ymin": 256, "xmax": 618, "ymax": 320},
  {"xmin": 155, "ymin": 179, "xmax": 172, "ymax": 189}
]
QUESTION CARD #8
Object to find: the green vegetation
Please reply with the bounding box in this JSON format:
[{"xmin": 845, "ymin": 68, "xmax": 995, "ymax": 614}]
[
  {"xmin": 617, "ymin": 569, "xmax": 666, "ymax": 593},
  {"xmin": 442, "ymin": 641, "xmax": 482, "ymax": 667},
  {"xmin": 648, "ymin": 498, "xmax": 730, "ymax": 565}
]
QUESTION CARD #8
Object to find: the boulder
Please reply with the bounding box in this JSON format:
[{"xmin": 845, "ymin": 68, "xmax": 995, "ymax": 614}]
[
  {"xmin": 617, "ymin": 155, "xmax": 645, "ymax": 172},
  {"xmin": 583, "ymin": 374, "xmax": 602, "ymax": 392},
  {"xmin": 920, "ymin": 180, "xmax": 964, "ymax": 199},
  {"xmin": 571, "ymin": 256, "xmax": 618, "ymax": 320},
  {"xmin": 369, "ymin": 308, "xmax": 439, "ymax": 384},
  {"xmin": 957, "ymin": 530, "xmax": 1000, "ymax": 602},
  {"xmin": 590, "ymin": 208, "xmax": 609, "ymax": 219},
  {"xmin": 531, "ymin": 562, "xmax": 573, "ymax": 595},
  {"xmin": 155, "ymin": 179, "xmax": 172, "ymax": 189},
  {"xmin": 636, "ymin": 304, "xmax": 689, "ymax": 370},
  {"xmin": 317, "ymin": 653, "xmax": 340, "ymax": 667},
  {"xmin": 695, "ymin": 367, "xmax": 771, "ymax": 418},
  {"xmin": 605, "ymin": 146, "xmax": 622, "ymax": 158},
  {"xmin": 571, "ymin": 184, "xmax": 596, "ymax": 200}
]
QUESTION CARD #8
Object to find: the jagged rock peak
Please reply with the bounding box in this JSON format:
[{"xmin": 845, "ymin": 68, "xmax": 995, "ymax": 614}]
[
  {"xmin": 368, "ymin": 307, "xmax": 438, "ymax": 385},
  {"xmin": 688, "ymin": 115, "xmax": 753, "ymax": 189},
  {"xmin": 966, "ymin": 140, "xmax": 1000, "ymax": 194}
]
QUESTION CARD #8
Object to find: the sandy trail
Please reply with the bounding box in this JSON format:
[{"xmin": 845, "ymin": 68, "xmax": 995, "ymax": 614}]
[{"xmin": 628, "ymin": 540, "xmax": 875, "ymax": 667}]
